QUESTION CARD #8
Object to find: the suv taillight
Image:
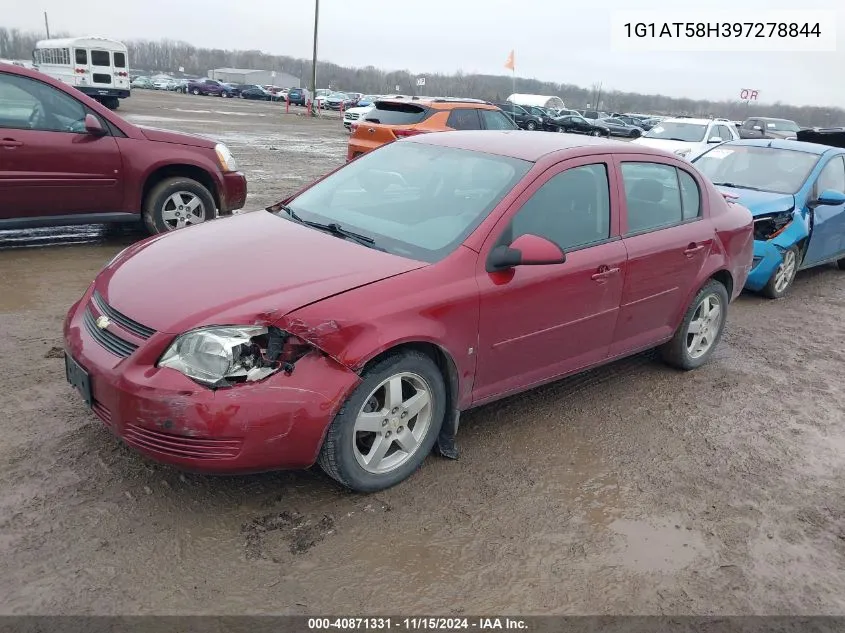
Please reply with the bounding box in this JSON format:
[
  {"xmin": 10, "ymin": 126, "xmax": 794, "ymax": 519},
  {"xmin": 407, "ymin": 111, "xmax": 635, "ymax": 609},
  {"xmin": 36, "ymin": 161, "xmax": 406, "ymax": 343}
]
[{"xmin": 393, "ymin": 128, "xmax": 428, "ymax": 137}]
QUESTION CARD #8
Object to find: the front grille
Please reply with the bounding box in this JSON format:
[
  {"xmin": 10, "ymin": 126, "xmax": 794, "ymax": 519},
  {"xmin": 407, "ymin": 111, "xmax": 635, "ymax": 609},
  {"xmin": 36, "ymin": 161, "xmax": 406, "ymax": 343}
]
[
  {"xmin": 123, "ymin": 424, "xmax": 243, "ymax": 460},
  {"xmin": 92, "ymin": 291, "xmax": 156, "ymax": 339},
  {"xmin": 346, "ymin": 113, "xmax": 360, "ymax": 120},
  {"xmin": 83, "ymin": 308, "xmax": 138, "ymax": 358}
]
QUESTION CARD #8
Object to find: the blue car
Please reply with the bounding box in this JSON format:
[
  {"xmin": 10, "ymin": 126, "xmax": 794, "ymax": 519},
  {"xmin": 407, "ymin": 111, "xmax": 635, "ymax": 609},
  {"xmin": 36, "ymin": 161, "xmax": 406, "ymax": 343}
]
[{"xmin": 692, "ymin": 137, "xmax": 845, "ymax": 298}]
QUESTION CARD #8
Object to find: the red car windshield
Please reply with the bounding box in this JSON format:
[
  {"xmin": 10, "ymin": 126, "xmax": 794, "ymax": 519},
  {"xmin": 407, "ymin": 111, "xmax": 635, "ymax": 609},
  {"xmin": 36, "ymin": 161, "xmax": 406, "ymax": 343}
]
[{"xmin": 283, "ymin": 142, "xmax": 531, "ymax": 262}]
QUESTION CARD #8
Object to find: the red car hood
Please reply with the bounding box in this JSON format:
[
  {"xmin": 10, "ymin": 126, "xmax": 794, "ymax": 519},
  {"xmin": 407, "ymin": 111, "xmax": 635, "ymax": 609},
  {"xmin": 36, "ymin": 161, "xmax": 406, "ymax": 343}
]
[
  {"xmin": 139, "ymin": 126, "xmax": 217, "ymax": 148},
  {"xmin": 98, "ymin": 211, "xmax": 427, "ymax": 335}
]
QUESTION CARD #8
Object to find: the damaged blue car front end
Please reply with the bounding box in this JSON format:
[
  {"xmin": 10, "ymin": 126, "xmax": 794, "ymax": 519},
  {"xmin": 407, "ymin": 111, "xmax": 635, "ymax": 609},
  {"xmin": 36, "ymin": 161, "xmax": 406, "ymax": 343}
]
[{"xmin": 721, "ymin": 190, "xmax": 809, "ymax": 292}]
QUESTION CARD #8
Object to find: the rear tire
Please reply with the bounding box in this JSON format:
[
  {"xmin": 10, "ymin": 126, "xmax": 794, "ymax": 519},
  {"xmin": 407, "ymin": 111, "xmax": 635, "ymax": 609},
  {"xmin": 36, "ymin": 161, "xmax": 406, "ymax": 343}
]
[
  {"xmin": 591, "ymin": 130, "xmax": 601, "ymax": 136},
  {"xmin": 525, "ymin": 121, "xmax": 537, "ymax": 131},
  {"xmin": 318, "ymin": 351, "xmax": 446, "ymax": 492},
  {"xmin": 192, "ymin": 88, "xmax": 201, "ymax": 95},
  {"xmin": 142, "ymin": 177, "xmax": 216, "ymax": 235},
  {"xmin": 660, "ymin": 279, "xmax": 729, "ymax": 370}
]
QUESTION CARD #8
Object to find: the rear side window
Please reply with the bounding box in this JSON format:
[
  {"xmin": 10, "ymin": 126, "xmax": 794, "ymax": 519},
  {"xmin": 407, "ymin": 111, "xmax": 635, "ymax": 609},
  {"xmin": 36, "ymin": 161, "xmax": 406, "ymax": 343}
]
[
  {"xmin": 678, "ymin": 170, "xmax": 702, "ymax": 220},
  {"xmin": 364, "ymin": 101, "xmax": 429, "ymax": 125},
  {"xmin": 75, "ymin": 49, "xmax": 87, "ymax": 64},
  {"xmin": 91, "ymin": 50, "xmax": 110, "ymax": 66},
  {"xmin": 481, "ymin": 109, "xmax": 517, "ymax": 130},
  {"xmin": 621, "ymin": 162, "xmax": 687, "ymax": 234},
  {"xmin": 446, "ymin": 108, "xmax": 481, "ymax": 130},
  {"xmin": 113, "ymin": 52, "xmax": 126, "ymax": 68}
]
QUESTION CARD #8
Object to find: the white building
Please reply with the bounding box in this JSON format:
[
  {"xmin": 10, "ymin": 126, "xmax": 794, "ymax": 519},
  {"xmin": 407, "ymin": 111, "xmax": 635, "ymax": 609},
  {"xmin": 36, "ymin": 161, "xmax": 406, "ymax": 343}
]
[{"xmin": 507, "ymin": 93, "xmax": 565, "ymax": 109}]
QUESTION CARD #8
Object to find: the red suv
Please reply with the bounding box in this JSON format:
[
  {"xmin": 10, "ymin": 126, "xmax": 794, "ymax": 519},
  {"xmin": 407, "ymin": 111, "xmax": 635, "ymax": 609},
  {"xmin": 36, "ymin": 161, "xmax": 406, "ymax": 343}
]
[{"xmin": 0, "ymin": 64, "xmax": 247, "ymax": 233}]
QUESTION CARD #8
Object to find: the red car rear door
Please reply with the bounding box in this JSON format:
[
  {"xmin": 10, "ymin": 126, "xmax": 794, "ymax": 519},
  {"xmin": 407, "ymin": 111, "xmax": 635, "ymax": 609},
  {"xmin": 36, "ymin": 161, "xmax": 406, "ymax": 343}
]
[
  {"xmin": 610, "ymin": 156, "xmax": 713, "ymax": 356},
  {"xmin": 473, "ymin": 156, "xmax": 627, "ymax": 404},
  {"xmin": 0, "ymin": 71, "xmax": 124, "ymax": 221}
]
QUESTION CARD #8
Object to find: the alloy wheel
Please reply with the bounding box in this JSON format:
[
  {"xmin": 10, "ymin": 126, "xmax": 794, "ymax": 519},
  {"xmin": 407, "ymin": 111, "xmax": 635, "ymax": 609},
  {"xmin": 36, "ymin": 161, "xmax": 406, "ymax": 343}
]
[
  {"xmin": 686, "ymin": 293, "xmax": 723, "ymax": 359},
  {"xmin": 160, "ymin": 192, "xmax": 207, "ymax": 230},
  {"xmin": 352, "ymin": 372, "xmax": 433, "ymax": 474}
]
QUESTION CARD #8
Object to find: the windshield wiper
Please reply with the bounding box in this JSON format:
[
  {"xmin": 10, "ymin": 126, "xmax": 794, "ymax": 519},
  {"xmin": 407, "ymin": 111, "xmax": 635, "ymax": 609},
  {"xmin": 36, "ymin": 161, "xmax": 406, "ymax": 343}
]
[
  {"xmin": 279, "ymin": 205, "xmax": 382, "ymax": 250},
  {"xmin": 711, "ymin": 182, "xmax": 766, "ymax": 192}
]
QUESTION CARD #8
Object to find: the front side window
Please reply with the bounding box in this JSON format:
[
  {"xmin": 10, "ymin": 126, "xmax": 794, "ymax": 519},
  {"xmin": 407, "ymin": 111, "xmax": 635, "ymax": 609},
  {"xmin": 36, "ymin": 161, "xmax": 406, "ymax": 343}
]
[
  {"xmin": 284, "ymin": 142, "xmax": 531, "ymax": 262},
  {"xmin": 621, "ymin": 162, "xmax": 687, "ymax": 234},
  {"xmin": 816, "ymin": 156, "xmax": 845, "ymax": 194},
  {"xmin": 0, "ymin": 72, "xmax": 88, "ymax": 133},
  {"xmin": 481, "ymin": 109, "xmax": 517, "ymax": 130},
  {"xmin": 506, "ymin": 164, "xmax": 611, "ymax": 251}
]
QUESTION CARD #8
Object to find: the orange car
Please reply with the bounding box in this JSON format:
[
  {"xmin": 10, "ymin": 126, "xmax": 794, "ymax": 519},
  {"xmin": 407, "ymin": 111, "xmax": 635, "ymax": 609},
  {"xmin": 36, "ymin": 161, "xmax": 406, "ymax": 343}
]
[{"xmin": 347, "ymin": 98, "xmax": 518, "ymax": 161}]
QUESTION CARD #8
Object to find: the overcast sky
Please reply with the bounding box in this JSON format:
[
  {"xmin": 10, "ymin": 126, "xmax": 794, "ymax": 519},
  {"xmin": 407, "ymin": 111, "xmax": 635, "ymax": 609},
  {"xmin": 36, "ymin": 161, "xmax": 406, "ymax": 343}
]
[{"xmin": 1, "ymin": 0, "xmax": 842, "ymax": 107}]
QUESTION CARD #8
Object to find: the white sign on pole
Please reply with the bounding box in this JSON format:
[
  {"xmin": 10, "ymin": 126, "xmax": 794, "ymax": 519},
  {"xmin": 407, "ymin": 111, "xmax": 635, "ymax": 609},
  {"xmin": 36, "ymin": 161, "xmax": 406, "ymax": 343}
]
[
  {"xmin": 178, "ymin": 66, "xmax": 184, "ymax": 72},
  {"xmin": 395, "ymin": 84, "xmax": 401, "ymax": 92},
  {"xmin": 416, "ymin": 77, "xmax": 425, "ymax": 86},
  {"xmin": 271, "ymin": 71, "xmax": 276, "ymax": 78},
  {"xmin": 740, "ymin": 88, "xmax": 759, "ymax": 101}
]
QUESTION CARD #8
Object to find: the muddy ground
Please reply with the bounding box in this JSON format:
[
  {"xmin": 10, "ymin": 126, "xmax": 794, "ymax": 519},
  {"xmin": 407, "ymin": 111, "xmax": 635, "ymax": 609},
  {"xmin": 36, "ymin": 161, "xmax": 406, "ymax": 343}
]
[{"xmin": 1, "ymin": 90, "xmax": 844, "ymax": 616}]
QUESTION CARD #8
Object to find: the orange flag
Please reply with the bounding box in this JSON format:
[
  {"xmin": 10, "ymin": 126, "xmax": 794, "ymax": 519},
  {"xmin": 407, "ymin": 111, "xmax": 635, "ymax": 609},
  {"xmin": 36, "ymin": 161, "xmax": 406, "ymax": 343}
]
[{"xmin": 504, "ymin": 50, "xmax": 515, "ymax": 71}]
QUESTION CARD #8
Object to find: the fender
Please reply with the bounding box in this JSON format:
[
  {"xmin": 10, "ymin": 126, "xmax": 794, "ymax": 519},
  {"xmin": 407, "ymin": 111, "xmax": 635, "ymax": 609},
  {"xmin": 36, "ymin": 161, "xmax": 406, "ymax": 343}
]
[{"xmin": 115, "ymin": 141, "xmax": 223, "ymax": 212}]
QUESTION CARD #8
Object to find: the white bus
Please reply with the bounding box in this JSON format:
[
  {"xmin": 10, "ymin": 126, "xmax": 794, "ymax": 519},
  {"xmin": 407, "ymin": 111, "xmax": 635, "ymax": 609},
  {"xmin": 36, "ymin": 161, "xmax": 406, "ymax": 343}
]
[{"xmin": 33, "ymin": 36, "xmax": 130, "ymax": 109}]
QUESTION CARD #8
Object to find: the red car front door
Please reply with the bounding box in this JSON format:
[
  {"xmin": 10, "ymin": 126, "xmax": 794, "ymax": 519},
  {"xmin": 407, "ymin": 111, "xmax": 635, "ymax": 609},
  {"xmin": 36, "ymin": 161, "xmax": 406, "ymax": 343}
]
[
  {"xmin": 473, "ymin": 156, "xmax": 627, "ymax": 404},
  {"xmin": 0, "ymin": 71, "xmax": 124, "ymax": 221},
  {"xmin": 610, "ymin": 157, "xmax": 713, "ymax": 356}
]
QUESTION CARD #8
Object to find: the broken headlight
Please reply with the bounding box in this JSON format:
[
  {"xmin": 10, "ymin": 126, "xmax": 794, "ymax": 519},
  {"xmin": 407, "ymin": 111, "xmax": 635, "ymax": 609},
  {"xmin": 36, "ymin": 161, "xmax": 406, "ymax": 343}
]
[
  {"xmin": 158, "ymin": 325, "xmax": 311, "ymax": 387},
  {"xmin": 753, "ymin": 211, "xmax": 793, "ymax": 241}
]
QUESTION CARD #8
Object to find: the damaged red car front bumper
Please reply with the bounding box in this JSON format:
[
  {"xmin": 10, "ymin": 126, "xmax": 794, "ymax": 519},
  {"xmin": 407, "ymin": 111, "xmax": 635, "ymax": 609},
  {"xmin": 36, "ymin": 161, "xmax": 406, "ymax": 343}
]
[{"xmin": 62, "ymin": 288, "xmax": 361, "ymax": 474}]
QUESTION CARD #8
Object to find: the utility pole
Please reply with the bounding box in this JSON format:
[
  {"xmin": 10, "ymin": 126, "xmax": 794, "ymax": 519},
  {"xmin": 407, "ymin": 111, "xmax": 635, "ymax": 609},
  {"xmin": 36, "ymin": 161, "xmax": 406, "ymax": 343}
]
[
  {"xmin": 44, "ymin": 12, "xmax": 51, "ymax": 38},
  {"xmin": 309, "ymin": 0, "xmax": 319, "ymax": 116}
]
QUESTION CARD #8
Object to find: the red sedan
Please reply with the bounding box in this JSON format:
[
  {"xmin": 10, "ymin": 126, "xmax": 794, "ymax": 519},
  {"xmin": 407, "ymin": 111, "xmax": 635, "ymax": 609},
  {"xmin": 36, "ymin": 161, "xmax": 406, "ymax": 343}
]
[{"xmin": 63, "ymin": 131, "xmax": 754, "ymax": 492}]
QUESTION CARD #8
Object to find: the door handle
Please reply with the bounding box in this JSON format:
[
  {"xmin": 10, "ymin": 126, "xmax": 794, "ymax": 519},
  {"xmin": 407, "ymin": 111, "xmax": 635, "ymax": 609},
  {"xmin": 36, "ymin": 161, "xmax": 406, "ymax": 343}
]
[
  {"xmin": 591, "ymin": 266, "xmax": 620, "ymax": 281},
  {"xmin": 684, "ymin": 244, "xmax": 705, "ymax": 257},
  {"xmin": 0, "ymin": 138, "xmax": 23, "ymax": 148}
]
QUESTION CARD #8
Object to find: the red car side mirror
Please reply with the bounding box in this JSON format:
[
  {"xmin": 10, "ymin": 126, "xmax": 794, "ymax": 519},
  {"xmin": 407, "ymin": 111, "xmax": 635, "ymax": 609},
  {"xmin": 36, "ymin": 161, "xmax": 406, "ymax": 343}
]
[
  {"xmin": 84, "ymin": 114, "xmax": 107, "ymax": 136},
  {"xmin": 486, "ymin": 233, "xmax": 566, "ymax": 272}
]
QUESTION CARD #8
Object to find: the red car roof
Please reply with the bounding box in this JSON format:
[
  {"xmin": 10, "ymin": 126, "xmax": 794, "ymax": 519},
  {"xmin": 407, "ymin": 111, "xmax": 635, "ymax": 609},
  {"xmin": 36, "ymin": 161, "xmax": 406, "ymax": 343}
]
[{"xmin": 407, "ymin": 130, "xmax": 671, "ymax": 162}]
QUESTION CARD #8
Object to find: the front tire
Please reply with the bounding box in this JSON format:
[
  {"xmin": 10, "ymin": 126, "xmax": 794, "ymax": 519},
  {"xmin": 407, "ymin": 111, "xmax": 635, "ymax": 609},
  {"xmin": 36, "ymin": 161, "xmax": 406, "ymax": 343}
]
[
  {"xmin": 762, "ymin": 245, "xmax": 799, "ymax": 299},
  {"xmin": 591, "ymin": 130, "xmax": 601, "ymax": 136},
  {"xmin": 660, "ymin": 279, "xmax": 729, "ymax": 370},
  {"xmin": 142, "ymin": 177, "xmax": 216, "ymax": 234},
  {"xmin": 318, "ymin": 351, "xmax": 446, "ymax": 492}
]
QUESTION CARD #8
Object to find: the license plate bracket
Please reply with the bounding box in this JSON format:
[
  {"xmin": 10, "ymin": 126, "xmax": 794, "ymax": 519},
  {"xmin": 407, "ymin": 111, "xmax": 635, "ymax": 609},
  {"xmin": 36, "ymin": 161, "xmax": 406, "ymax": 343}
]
[{"xmin": 65, "ymin": 353, "xmax": 93, "ymax": 408}]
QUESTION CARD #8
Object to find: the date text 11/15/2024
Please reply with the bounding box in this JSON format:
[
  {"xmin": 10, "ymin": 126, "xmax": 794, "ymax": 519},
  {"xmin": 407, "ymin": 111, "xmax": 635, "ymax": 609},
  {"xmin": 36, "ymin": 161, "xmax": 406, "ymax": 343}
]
[{"xmin": 307, "ymin": 617, "xmax": 528, "ymax": 630}]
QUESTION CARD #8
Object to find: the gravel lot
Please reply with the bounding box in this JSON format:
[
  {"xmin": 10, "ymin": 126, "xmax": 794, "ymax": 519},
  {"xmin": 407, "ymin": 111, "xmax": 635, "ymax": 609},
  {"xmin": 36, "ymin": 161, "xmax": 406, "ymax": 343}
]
[{"xmin": 1, "ymin": 89, "xmax": 844, "ymax": 616}]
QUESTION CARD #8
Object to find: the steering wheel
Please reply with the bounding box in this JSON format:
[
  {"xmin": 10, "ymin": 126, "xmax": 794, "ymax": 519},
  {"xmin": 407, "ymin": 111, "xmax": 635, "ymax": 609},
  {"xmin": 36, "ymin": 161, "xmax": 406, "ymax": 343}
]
[{"xmin": 28, "ymin": 102, "xmax": 45, "ymax": 129}]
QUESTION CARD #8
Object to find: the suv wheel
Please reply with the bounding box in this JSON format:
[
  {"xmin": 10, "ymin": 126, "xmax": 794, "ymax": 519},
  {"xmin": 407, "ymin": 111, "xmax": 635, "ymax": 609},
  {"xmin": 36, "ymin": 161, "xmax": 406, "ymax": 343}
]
[
  {"xmin": 142, "ymin": 177, "xmax": 216, "ymax": 234},
  {"xmin": 525, "ymin": 121, "xmax": 537, "ymax": 131},
  {"xmin": 191, "ymin": 88, "xmax": 201, "ymax": 95}
]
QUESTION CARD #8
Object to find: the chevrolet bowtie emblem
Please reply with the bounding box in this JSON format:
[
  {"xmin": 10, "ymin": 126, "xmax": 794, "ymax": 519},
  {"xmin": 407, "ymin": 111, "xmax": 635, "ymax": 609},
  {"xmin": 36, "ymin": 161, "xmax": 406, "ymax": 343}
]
[{"xmin": 96, "ymin": 315, "xmax": 110, "ymax": 329}]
